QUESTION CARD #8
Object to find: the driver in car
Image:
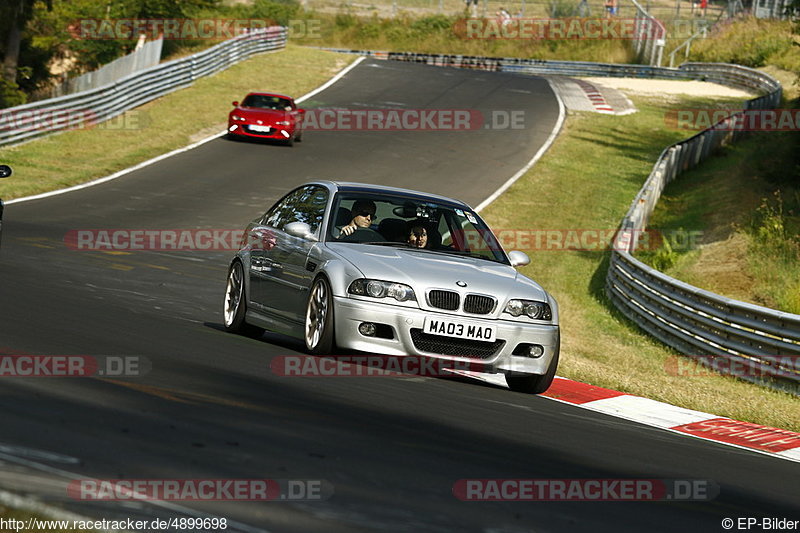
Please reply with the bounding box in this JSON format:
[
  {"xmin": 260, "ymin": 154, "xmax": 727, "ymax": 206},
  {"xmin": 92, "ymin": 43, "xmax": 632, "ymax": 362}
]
[{"xmin": 338, "ymin": 199, "xmax": 378, "ymax": 237}]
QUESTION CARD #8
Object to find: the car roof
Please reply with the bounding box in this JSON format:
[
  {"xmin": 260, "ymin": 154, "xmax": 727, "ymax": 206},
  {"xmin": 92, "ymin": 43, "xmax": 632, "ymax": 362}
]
[{"xmin": 312, "ymin": 181, "xmax": 471, "ymax": 209}]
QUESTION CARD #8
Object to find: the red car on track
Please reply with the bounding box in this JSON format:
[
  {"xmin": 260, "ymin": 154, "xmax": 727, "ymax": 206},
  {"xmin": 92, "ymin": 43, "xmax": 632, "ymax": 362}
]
[{"xmin": 227, "ymin": 92, "xmax": 305, "ymax": 146}]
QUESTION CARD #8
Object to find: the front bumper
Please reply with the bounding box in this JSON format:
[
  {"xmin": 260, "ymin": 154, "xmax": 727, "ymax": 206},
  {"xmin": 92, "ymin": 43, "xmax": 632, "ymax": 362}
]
[
  {"xmin": 333, "ymin": 296, "xmax": 559, "ymax": 375},
  {"xmin": 228, "ymin": 123, "xmax": 295, "ymax": 139}
]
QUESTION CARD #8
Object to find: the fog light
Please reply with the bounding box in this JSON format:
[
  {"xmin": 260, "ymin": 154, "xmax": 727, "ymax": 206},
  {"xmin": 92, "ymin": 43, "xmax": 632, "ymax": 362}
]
[
  {"xmin": 359, "ymin": 322, "xmax": 377, "ymax": 337},
  {"xmin": 527, "ymin": 344, "xmax": 544, "ymax": 358},
  {"xmin": 281, "ymin": 130, "xmax": 290, "ymax": 138},
  {"xmin": 229, "ymin": 125, "xmax": 238, "ymax": 132}
]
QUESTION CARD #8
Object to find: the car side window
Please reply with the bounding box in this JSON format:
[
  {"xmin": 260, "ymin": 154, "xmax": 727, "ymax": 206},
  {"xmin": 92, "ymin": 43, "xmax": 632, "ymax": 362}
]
[{"xmin": 263, "ymin": 186, "xmax": 328, "ymax": 234}]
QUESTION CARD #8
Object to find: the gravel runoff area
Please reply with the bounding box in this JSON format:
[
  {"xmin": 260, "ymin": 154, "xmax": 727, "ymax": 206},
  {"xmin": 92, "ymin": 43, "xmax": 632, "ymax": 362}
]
[{"xmin": 582, "ymin": 77, "xmax": 757, "ymax": 98}]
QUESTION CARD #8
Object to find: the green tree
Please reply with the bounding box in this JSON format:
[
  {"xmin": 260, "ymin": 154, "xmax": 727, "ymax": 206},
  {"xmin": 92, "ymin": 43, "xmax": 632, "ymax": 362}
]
[{"xmin": 1, "ymin": 0, "xmax": 47, "ymax": 84}]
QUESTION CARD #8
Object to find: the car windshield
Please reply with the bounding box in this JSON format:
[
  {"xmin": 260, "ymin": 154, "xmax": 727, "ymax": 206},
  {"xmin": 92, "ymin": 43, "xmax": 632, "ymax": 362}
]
[
  {"xmin": 242, "ymin": 94, "xmax": 292, "ymax": 110},
  {"xmin": 326, "ymin": 192, "xmax": 509, "ymax": 264}
]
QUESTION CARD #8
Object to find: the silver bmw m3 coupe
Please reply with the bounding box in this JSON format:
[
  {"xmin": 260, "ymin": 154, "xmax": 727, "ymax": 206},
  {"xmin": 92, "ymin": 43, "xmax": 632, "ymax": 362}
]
[{"xmin": 223, "ymin": 181, "xmax": 560, "ymax": 393}]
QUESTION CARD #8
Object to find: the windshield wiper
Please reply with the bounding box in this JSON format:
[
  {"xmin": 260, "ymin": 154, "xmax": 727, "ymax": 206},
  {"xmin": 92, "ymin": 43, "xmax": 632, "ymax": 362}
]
[
  {"xmin": 360, "ymin": 241, "xmax": 414, "ymax": 247},
  {"xmin": 444, "ymin": 250, "xmax": 505, "ymax": 263},
  {"xmin": 347, "ymin": 242, "xmax": 505, "ymax": 263}
]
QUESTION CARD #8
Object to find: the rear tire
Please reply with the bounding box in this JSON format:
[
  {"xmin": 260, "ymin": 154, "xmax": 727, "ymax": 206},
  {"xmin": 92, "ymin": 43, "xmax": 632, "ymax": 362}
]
[
  {"xmin": 505, "ymin": 336, "xmax": 560, "ymax": 394},
  {"xmin": 223, "ymin": 261, "xmax": 265, "ymax": 338}
]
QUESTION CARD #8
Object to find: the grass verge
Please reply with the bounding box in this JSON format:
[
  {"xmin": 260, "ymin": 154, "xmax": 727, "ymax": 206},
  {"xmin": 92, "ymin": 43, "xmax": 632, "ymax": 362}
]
[
  {"xmin": 636, "ymin": 123, "xmax": 800, "ymax": 315},
  {"xmin": 687, "ymin": 17, "xmax": 800, "ymax": 73},
  {"xmin": 293, "ymin": 12, "xmax": 634, "ymax": 63},
  {"xmin": 0, "ymin": 45, "xmax": 354, "ymax": 200},
  {"xmin": 481, "ymin": 94, "xmax": 800, "ymax": 431}
]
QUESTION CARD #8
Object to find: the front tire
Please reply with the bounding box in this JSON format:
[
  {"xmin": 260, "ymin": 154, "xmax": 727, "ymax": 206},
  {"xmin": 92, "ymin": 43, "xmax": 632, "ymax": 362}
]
[
  {"xmin": 223, "ymin": 261, "xmax": 264, "ymax": 338},
  {"xmin": 305, "ymin": 276, "xmax": 335, "ymax": 354},
  {"xmin": 505, "ymin": 336, "xmax": 560, "ymax": 394}
]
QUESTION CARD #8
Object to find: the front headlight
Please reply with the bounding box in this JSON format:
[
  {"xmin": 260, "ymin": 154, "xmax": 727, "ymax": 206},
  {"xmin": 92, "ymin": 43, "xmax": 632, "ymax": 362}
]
[
  {"xmin": 348, "ymin": 279, "xmax": 416, "ymax": 302},
  {"xmin": 275, "ymin": 120, "xmax": 291, "ymax": 126},
  {"xmin": 504, "ymin": 299, "xmax": 552, "ymax": 320},
  {"xmin": 231, "ymin": 115, "xmax": 246, "ymax": 122}
]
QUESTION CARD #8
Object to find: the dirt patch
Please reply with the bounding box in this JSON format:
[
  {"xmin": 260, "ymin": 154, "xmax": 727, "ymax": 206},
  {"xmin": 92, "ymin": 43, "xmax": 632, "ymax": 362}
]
[
  {"xmin": 331, "ymin": 58, "xmax": 350, "ymax": 73},
  {"xmin": 677, "ymin": 232, "xmax": 765, "ymax": 305},
  {"xmin": 189, "ymin": 124, "xmax": 226, "ymax": 144},
  {"xmin": 759, "ymin": 65, "xmax": 800, "ymax": 101}
]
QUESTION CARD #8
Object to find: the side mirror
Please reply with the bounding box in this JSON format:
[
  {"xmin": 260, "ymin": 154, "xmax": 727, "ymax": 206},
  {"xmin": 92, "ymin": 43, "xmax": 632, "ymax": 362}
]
[
  {"xmin": 0, "ymin": 165, "xmax": 11, "ymax": 178},
  {"xmin": 508, "ymin": 250, "xmax": 530, "ymax": 267},
  {"xmin": 284, "ymin": 221, "xmax": 317, "ymax": 241},
  {"xmin": 232, "ymin": 101, "xmax": 239, "ymax": 107}
]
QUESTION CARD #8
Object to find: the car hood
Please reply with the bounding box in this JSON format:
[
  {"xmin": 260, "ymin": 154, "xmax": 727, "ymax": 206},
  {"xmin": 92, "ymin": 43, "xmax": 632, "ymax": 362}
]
[{"xmin": 325, "ymin": 243, "xmax": 549, "ymax": 302}]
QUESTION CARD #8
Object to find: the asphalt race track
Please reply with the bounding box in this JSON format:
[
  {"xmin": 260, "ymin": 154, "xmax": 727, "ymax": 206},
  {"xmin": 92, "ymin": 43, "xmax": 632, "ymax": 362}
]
[{"xmin": 0, "ymin": 58, "xmax": 798, "ymax": 532}]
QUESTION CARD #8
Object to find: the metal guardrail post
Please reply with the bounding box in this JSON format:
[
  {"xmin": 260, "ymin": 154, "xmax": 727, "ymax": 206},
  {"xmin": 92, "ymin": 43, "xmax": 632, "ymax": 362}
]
[{"xmin": 630, "ymin": 0, "xmax": 665, "ymax": 66}]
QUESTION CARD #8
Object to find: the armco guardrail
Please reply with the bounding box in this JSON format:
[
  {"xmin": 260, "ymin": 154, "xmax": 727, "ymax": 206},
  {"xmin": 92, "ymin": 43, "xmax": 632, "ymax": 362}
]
[
  {"xmin": 605, "ymin": 66, "xmax": 800, "ymax": 393},
  {"xmin": 320, "ymin": 48, "xmax": 799, "ymax": 390},
  {"xmin": 319, "ymin": 49, "xmax": 781, "ymax": 94},
  {"xmin": 0, "ymin": 27, "xmax": 287, "ymax": 148}
]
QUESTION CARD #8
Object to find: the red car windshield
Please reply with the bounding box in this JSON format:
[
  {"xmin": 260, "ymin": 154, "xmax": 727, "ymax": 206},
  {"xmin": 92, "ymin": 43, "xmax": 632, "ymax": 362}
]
[{"xmin": 242, "ymin": 95, "xmax": 293, "ymax": 110}]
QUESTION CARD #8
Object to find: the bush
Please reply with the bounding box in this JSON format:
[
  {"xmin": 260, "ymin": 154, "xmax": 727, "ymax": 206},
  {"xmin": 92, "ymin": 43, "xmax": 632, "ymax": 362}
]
[
  {"xmin": 334, "ymin": 12, "xmax": 359, "ymax": 30},
  {"xmin": 548, "ymin": 0, "xmax": 577, "ymax": 17},
  {"xmin": 690, "ymin": 17, "xmax": 798, "ymax": 68},
  {"xmin": 749, "ymin": 191, "xmax": 800, "ymax": 260},
  {"xmin": 0, "ymin": 79, "xmax": 27, "ymax": 109},
  {"xmin": 248, "ymin": 0, "xmax": 301, "ymax": 26},
  {"xmin": 410, "ymin": 15, "xmax": 453, "ymax": 33}
]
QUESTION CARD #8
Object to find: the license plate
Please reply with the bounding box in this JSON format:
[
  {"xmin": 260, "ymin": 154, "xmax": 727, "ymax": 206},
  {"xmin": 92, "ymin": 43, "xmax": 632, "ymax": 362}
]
[
  {"xmin": 249, "ymin": 125, "xmax": 271, "ymax": 133},
  {"xmin": 423, "ymin": 317, "xmax": 496, "ymax": 342}
]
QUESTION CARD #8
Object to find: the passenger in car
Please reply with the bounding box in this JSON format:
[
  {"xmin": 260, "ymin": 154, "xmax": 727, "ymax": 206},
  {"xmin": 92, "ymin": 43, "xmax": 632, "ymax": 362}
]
[{"xmin": 407, "ymin": 221, "xmax": 429, "ymax": 248}]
